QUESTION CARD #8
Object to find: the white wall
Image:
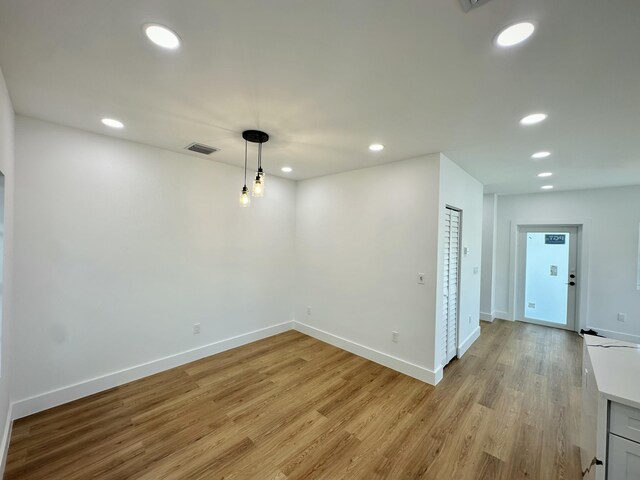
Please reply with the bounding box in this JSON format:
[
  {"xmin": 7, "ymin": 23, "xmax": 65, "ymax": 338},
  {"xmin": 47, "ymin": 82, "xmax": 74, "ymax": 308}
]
[
  {"xmin": 0, "ymin": 66, "xmax": 15, "ymax": 471},
  {"xmin": 295, "ymin": 155, "xmax": 442, "ymax": 381},
  {"xmin": 12, "ymin": 116, "xmax": 296, "ymax": 413},
  {"xmin": 295, "ymin": 153, "xmax": 483, "ymax": 383},
  {"xmin": 10, "ymin": 117, "xmax": 485, "ymax": 420},
  {"xmin": 480, "ymin": 194, "xmax": 497, "ymax": 320},
  {"xmin": 435, "ymin": 155, "xmax": 483, "ymax": 366},
  {"xmin": 494, "ymin": 187, "xmax": 640, "ymax": 342}
]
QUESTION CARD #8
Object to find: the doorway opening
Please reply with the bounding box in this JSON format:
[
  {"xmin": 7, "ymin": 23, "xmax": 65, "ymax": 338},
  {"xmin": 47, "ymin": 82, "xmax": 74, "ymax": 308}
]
[{"xmin": 516, "ymin": 225, "xmax": 579, "ymax": 331}]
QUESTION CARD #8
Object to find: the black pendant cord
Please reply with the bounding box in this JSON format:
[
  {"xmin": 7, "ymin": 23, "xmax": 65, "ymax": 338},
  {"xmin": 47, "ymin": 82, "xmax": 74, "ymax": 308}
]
[
  {"xmin": 243, "ymin": 139, "xmax": 248, "ymax": 187},
  {"xmin": 258, "ymin": 142, "xmax": 262, "ymax": 171}
]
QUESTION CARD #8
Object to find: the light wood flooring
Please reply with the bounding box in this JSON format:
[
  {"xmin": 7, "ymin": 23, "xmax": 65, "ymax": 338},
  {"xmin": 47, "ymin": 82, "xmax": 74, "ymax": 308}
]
[{"xmin": 4, "ymin": 320, "xmax": 583, "ymax": 479}]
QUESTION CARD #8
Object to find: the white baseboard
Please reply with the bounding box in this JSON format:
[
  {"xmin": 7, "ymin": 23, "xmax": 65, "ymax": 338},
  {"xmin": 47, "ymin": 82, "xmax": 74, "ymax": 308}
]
[
  {"xmin": 458, "ymin": 326, "xmax": 481, "ymax": 357},
  {"xmin": 11, "ymin": 321, "xmax": 293, "ymax": 420},
  {"xmin": 293, "ymin": 321, "xmax": 441, "ymax": 385},
  {"xmin": 494, "ymin": 310, "xmax": 513, "ymax": 321},
  {"xmin": 479, "ymin": 312, "xmax": 495, "ymax": 322},
  {"xmin": 590, "ymin": 327, "xmax": 640, "ymax": 345},
  {"xmin": 11, "ymin": 317, "xmax": 461, "ymax": 420},
  {"xmin": 0, "ymin": 403, "xmax": 13, "ymax": 477},
  {"xmin": 432, "ymin": 365, "xmax": 443, "ymax": 385}
]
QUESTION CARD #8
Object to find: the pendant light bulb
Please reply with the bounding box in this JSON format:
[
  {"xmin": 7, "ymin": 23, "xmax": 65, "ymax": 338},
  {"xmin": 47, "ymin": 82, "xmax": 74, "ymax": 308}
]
[
  {"xmin": 253, "ymin": 143, "xmax": 265, "ymax": 197},
  {"xmin": 252, "ymin": 171, "xmax": 264, "ymax": 197},
  {"xmin": 252, "ymin": 177, "xmax": 264, "ymax": 197},
  {"xmin": 257, "ymin": 168, "xmax": 265, "ymax": 192},
  {"xmin": 239, "ymin": 185, "xmax": 250, "ymax": 207},
  {"xmin": 239, "ymin": 137, "xmax": 251, "ymax": 207}
]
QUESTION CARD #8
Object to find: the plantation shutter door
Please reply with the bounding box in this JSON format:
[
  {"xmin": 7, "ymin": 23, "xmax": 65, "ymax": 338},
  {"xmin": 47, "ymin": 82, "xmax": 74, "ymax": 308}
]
[{"xmin": 442, "ymin": 207, "xmax": 460, "ymax": 366}]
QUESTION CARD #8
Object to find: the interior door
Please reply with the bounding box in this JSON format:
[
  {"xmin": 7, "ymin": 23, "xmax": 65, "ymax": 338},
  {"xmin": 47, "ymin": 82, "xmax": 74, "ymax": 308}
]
[
  {"xmin": 442, "ymin": 207, "xmax": 461, "ymax": 366},
  {"xmin": 517, "ymin": 225, "xmax": 578, "ymax": 330}
]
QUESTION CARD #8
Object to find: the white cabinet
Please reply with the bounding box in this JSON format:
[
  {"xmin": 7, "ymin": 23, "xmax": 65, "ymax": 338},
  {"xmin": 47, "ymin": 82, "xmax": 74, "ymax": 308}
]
[
  {"xmin": 581, "ymin": 341, "xmax": 607, "ymax": 479},
  {"xmin": 608, "ymin": 434, "xmax": 640, "ymax": 479},
  {"xmin": 581, "ymin": 336, "xmax": 640, "ymax": 480},
  {"xmin": 608, "ymin": 402, "xmax": 640, "ymax": 479},
  {"xmin": 610, "ymin": 402, "xmax": 640, "ymax": 444}
]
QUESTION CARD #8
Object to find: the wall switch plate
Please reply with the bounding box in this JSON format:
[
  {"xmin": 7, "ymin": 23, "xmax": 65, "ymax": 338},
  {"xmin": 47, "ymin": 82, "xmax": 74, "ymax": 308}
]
[
  {"xmin": 473, "ymin": 266, "xmax": 479, "ymax": 274},
  {"xmin": 468, "ymin": 315, "xmax": 472, "ymax": 324},
  {"xmin": 193, "ymin": 323, "xmax": 201, "ymax": 334},
  {"xmin": 463, "ymin": 246, "xmax": 469, "ymax": 256},
  {"xmin": 418, "ymin": 273, "xmax": 425, "ymax": 284},
  {"xmin": 617, "ymin": 313, "xmax": 626, "ymax": 322},
  {"xmin": 307, "ymin": 306, "xmax": 312, "ymax": 316},
  {"xmin": 392, "ymin": 331, "xmax": 399, "ymax": 343}
]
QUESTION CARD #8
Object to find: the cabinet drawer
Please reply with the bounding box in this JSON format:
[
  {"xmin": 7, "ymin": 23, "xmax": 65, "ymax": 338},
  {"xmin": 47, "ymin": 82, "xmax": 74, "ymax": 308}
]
[
  {"xmin": 610, "ymin": 402, "xmax": 640, "ymax": 444},
  {"xmin": 608, "ymin": 434, "xmax": 640, "ymax": 479}
]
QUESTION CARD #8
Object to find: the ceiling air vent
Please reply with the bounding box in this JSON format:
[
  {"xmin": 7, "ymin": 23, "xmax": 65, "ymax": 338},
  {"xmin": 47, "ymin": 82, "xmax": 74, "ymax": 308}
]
[
  {"xmin": 459, "ymin": 0, "xmax": 493, "ymax": 12},
  {"xmin": 185, "ymin": 142, "xmax": 219, "ymax": 155}
]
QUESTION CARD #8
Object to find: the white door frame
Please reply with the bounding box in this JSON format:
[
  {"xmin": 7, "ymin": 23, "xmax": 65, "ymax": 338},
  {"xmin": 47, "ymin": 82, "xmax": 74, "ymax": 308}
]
[
  {"xmin": 516, "ymin": 225, "xmax": 578, "ymax": 330},
  {"xmin": 508, "ymin": 218, "xmax": 591, "ymax": 332}
]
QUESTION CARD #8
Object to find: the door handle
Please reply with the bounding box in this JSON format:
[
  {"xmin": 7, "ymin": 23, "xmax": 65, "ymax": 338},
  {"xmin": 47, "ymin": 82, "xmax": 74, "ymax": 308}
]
[{"xmin": 566, "ymin": 281, "xmax": 576, "ymax": 286}]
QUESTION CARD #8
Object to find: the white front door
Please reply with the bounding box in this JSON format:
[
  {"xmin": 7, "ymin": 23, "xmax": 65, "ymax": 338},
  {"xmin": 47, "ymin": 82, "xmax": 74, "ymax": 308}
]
[{"xmin": 517, "ymin": 225, "xmax": 578, "ymax": 330}]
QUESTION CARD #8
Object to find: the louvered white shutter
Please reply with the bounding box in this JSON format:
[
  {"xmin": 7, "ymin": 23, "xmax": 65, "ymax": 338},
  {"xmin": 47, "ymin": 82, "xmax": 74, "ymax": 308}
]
[{"xmin": 442, "ymin": 208, "xmax": 460, "ymax": 366}]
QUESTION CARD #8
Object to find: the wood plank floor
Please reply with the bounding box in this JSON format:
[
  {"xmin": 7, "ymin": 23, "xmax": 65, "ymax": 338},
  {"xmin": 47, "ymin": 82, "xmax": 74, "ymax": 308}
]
[{"xmin": 4, "ymin": 320, "xmax": 583, "ymax": 479}]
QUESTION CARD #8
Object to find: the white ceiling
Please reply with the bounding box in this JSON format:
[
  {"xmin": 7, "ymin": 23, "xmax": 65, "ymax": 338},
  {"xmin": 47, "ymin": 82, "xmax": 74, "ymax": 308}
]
[{"xmin": 0, "ymin": 0, "xmax": 639, "ymax": 193}]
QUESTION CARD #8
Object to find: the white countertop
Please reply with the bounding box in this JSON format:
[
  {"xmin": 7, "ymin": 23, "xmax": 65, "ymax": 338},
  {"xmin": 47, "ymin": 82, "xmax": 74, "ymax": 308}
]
[{"xmin": 585, "ymin": 334, "xmax": 640, "ymax": 410}]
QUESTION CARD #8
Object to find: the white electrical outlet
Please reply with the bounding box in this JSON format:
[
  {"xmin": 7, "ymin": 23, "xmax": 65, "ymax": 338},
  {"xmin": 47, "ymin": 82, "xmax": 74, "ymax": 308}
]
[
  {"xmin": 617, "ymin": 313, "xmax": 626, "ymax": 322},
  {"xmin": 193, "ymin": 323, "xmax": 201, "ymax": 334},
  {"xmin": 473, "ymin": 266, "xmax": 479, "ymax": 274},
  {"xmin": 307, "ymin": 306, "xmax": 312, "ymax": 316},
  {"xmin": 417, "ymin": 273, "xmax": 425, "ymax": 285},
  {"xmin": 468, "ymin": 315, "xmax": 472, "ymax": 324},
  {"xmin": 392, "ymin": 331, "xmax": 399, "ymax": 343},
  {"xmin": 528, "ymin": 302, "xmax": 536, "ymax": 309}
]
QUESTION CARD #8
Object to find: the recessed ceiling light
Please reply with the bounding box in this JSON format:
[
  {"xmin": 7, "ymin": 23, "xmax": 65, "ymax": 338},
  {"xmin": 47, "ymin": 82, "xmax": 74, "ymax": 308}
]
[
  {"xmin": 538, "ymin": 172, "xmax": 553, "ymax": 178},
  {"xmin": 520, "ymin": 113, "xmax": 547, "ymax": 125},
  {"xmin": 101, "ymin": 118, "xmax": 124, "ymax": 129},
  {"xmin": 144, "ymin": 23, "xmax": 181, "ymax": 49},
  {"xmin": 369, "ymin": 144, "xmax": 384, "ymax": 152},
  {"xmin": 541, "ymin": 185, "xmax": 554, "ymax": 190},
  {"xmin": 496, "ymin": 22, "xmax": 535, "ymax": 47},
  {"xmin": 281, "ymin": 166, "xmax": 292, "ymax": 173},
  {"xmin": 531, "ymin": 151, "xmax": 551, "ymax": 159}
]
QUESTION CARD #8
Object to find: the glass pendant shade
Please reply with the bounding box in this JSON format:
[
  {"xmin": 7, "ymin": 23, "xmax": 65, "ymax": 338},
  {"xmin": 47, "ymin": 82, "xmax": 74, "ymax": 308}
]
[
  {"xmin": 252, "ymin": 174, "xmax": 264, "ymax": 197},
  {"xmin": 239, "ymin": 185, "xmax": 250, "ymax": 207}
]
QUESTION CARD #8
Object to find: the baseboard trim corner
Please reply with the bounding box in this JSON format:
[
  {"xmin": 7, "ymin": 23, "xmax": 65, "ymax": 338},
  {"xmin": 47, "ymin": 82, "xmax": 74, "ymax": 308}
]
[
  {"xmin": 494, "ymin": 310, "xmax": 513, "ymax": 321},
  {"xmin": 293, "ymin": 321, "xmax": 441, "ymax": 386},
  {"xmin": 458, "ymin": 326, "xmax": 481, "ymax": 357},
  {"xmin": 432, "ymin": 365, "xmax": 443, "ymax": 384},
  {"xmin": 11, "ymin": 321, "xmax": 294, "ymax": 420},
  {"xmin": 479, "ymin": 312, "xmax": 495, "ymax": 322}
]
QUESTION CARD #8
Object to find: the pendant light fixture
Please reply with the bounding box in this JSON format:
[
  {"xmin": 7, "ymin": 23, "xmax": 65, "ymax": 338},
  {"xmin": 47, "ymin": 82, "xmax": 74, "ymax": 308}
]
[
  {"xmin": 239, "ymin": 130, "xmax": 269, "ymax": 206},
  {"xmin": 239, "ymin": 139, "xmax": 250, "ymax": 208}
]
